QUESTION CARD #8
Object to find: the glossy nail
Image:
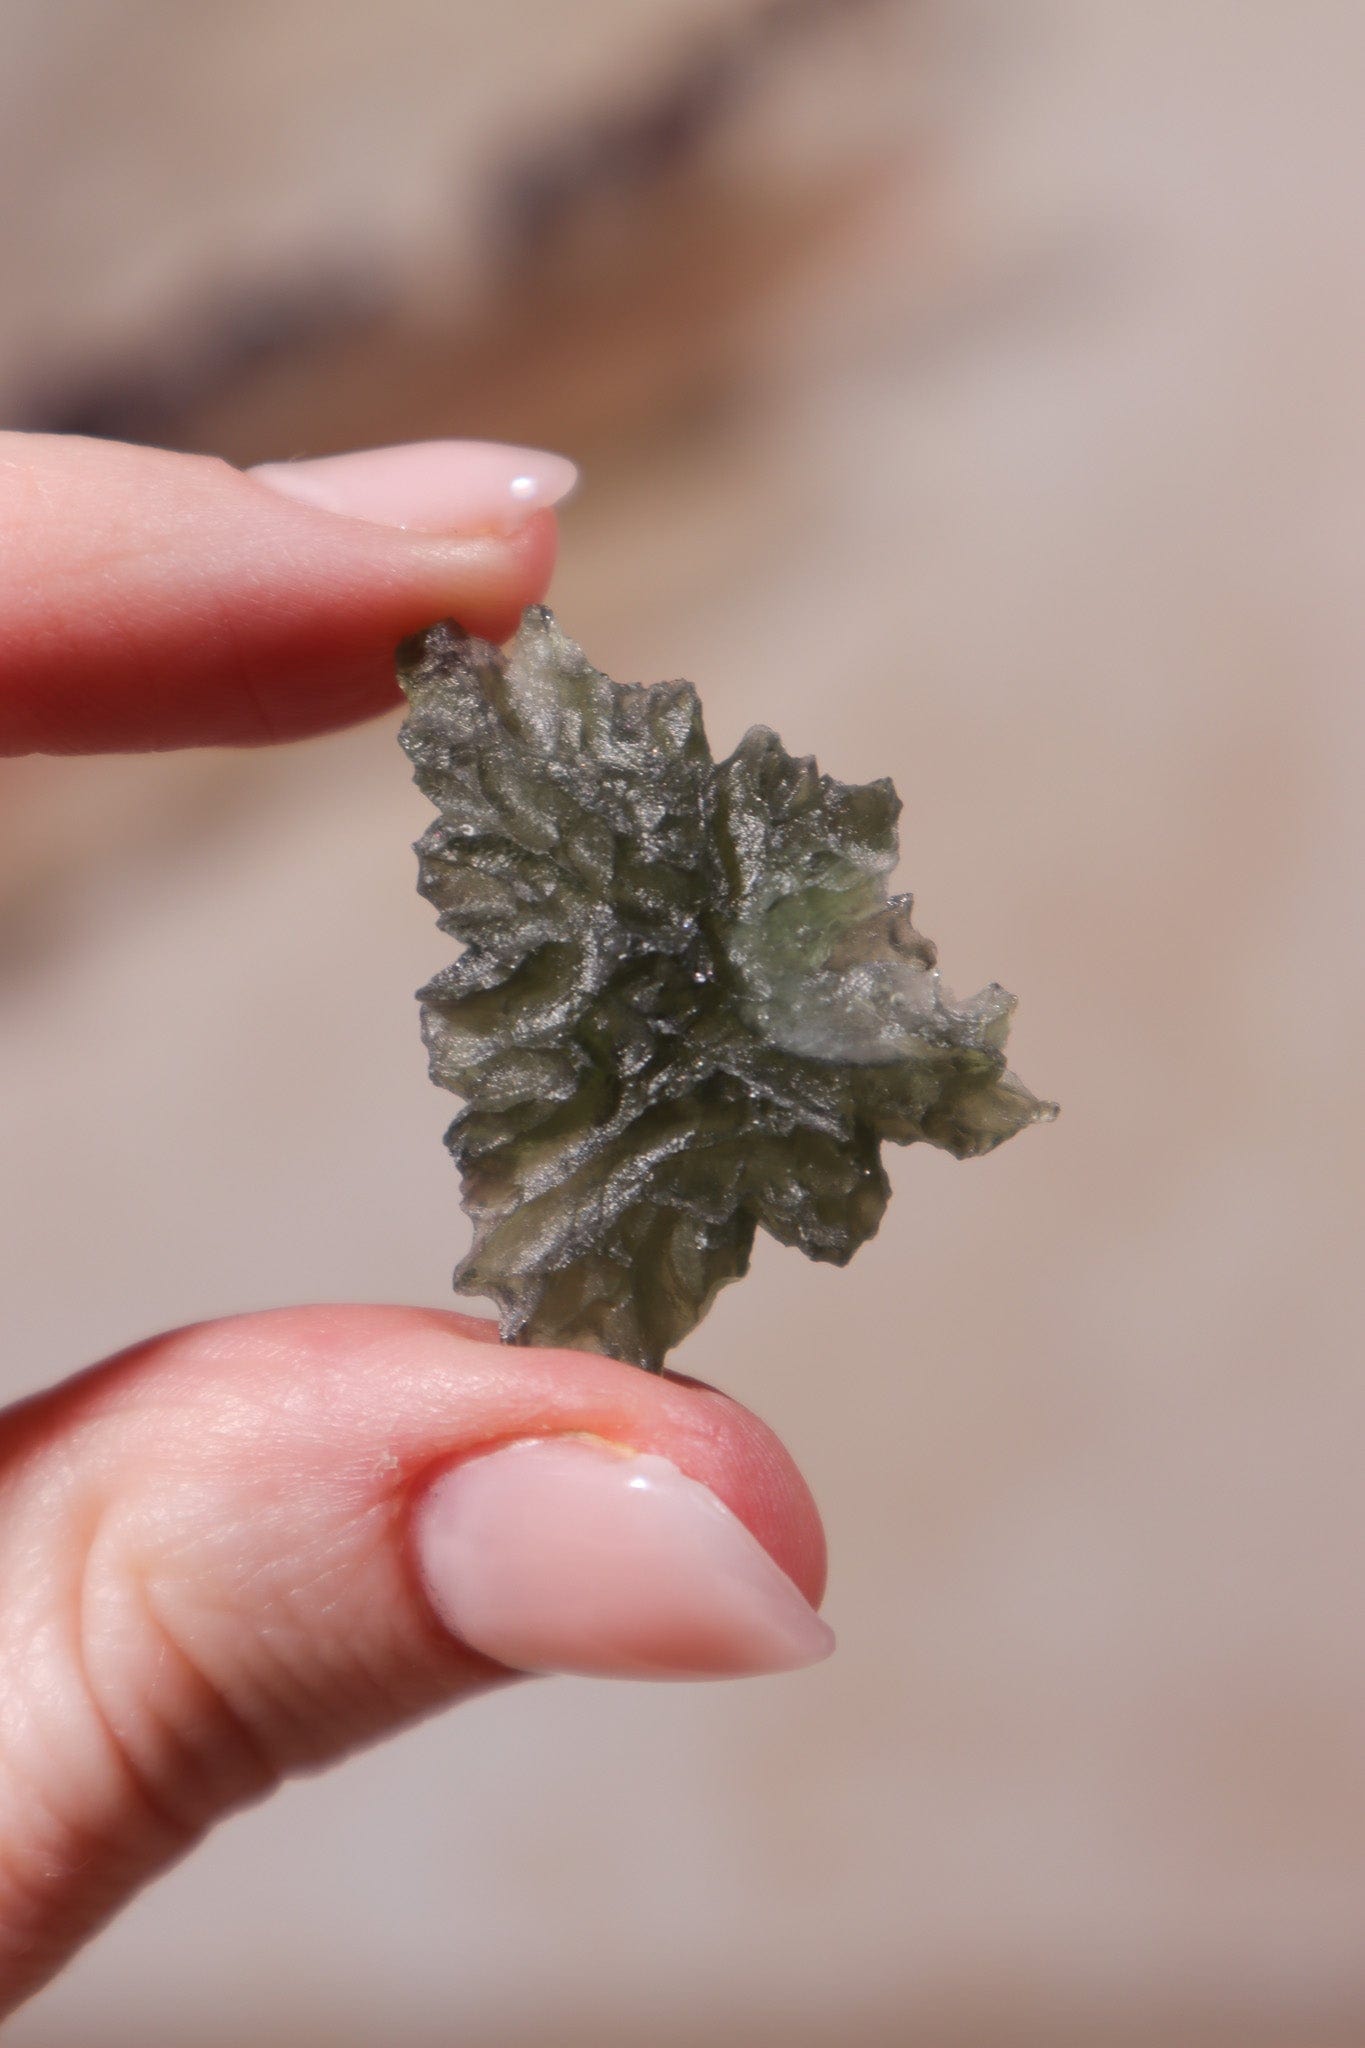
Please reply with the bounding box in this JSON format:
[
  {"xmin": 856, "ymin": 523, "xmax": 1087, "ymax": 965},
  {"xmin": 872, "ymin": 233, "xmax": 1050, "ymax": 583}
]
[
  {"xmin": 249, "ymin": 439, "xmax": 578, "ymax": 536},
  {"xmin": 414, "ymin": 1437, "xmax": 835, "ymax": 1681}
]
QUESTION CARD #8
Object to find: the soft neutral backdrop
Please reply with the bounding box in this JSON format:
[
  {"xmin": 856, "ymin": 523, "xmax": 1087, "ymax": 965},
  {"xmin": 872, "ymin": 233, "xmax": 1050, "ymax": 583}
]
[{"xmin": 2, "ymin": 3, "xmax": 1363, "ymax": 2043}]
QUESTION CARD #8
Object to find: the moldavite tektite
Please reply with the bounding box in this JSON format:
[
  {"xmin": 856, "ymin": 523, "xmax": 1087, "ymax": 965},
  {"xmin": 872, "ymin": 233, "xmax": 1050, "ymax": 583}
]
[{"xmin": 397, "ymin": 607, "xmax": 1055, "ymax": 1371}]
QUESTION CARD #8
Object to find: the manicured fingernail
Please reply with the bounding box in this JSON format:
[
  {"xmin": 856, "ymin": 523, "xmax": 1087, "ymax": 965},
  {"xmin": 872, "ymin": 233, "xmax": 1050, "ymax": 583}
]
[
  {"xmin": 249, "ymin": 439, "xmax": 578, "ymax": 536},
  {"xmin": 414, "ymin": 1437, "xmax": 835, "ymax": 1681}
]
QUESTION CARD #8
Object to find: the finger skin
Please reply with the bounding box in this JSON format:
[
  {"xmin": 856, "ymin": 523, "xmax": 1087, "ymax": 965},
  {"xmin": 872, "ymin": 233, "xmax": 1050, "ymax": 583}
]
[
  {"xmin": 0, "ymin": 434, "xmax": 558, "ymax": 754},
  {"xmin": 0, "ymin": 1305, "xmax": 825, "ymax": 2010}
]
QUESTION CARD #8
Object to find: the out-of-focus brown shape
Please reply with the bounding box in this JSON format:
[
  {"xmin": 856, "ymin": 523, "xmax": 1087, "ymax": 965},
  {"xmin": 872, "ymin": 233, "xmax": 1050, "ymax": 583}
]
[{"xmin": 15, "ymin": 0, "xmax": 905, "ymax": 468}]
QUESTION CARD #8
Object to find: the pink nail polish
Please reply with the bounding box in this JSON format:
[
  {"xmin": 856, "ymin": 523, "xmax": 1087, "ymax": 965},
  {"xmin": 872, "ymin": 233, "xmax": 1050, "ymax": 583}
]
[
  {"xmin": 249, "ymin": 439, "xmax": 578, "ymax": 536},
  {"xmin": 414, "ymin": 1438, "xmax": 835, "ymax": 1681}
]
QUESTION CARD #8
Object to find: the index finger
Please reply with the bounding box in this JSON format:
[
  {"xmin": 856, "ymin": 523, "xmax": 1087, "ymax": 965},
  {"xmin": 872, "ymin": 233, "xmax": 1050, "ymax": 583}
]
[{"xmin": 0, "ymin": 433, "xmax": 572, "ymax": 755}]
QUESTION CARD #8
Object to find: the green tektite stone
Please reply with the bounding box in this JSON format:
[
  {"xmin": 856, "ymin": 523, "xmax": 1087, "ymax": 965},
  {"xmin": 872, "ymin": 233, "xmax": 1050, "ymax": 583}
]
[{"xmin": 398, "ymin": 607, "xmax": 1055, "ymax": 1371}]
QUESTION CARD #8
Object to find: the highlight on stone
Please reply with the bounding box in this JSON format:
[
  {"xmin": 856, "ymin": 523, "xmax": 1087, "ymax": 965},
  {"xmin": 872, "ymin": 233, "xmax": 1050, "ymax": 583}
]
[{"xmin": 398, "ymin": 608, "xmax": 1055, "ymax": 1371}]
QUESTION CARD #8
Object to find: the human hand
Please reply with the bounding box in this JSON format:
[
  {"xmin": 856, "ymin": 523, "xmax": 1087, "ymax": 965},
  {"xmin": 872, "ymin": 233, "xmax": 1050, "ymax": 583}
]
[{"xmin": 0, "ymin": 433, "xmax": 832, "ymax": 2015}]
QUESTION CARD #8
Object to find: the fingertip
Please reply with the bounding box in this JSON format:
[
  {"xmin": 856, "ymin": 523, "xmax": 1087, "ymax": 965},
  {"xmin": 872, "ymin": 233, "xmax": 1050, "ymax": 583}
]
[
  {"xmin": 664, "ymin": 1376, "xmax": 830, "ymax": 1612},
  {"xmin": 435, "ymin": 506, "xmax": 560, "ymax": 642},
  {"xmin": 165, "ymin": 1306, "xmax": 827, "ymax": 1611},
  {"xmin": 0, "ymin": 433, "xmax": 566, "ymax": 753},
  {"xmin": 472, "ymin": 1342, "xmax": 829, "ymax": 1612}
]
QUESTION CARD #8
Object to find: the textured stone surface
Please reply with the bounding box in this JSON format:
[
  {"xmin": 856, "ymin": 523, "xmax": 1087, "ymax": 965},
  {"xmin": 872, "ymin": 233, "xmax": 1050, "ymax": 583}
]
[{"xmin": 398, "ymin": 608, "xmax": 1054, "ymax": 1368}]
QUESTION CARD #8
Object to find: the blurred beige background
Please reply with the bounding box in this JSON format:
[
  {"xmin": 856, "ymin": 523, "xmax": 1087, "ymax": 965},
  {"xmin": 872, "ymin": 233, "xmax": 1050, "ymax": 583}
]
[{"xmin": 2, "ymin": 2, "xmax": 1364, "ymax": 2043}]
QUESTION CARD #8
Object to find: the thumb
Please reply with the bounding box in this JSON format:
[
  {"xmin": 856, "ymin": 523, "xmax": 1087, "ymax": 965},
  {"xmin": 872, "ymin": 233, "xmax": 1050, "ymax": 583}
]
[{"xmin": 0, "ymin": 1304, "xmax": 829, "ymax": 2011}]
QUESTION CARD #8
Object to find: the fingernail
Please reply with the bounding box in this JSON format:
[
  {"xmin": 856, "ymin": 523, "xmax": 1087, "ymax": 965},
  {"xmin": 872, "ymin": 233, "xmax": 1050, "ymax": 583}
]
[
  {"xmin": 249, "ymin": 439, "xmax": 578, "ymax": 536},
  {"xmin": 414, "ymin": 1438, "xmax": 835, "ymax": 1681}
]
